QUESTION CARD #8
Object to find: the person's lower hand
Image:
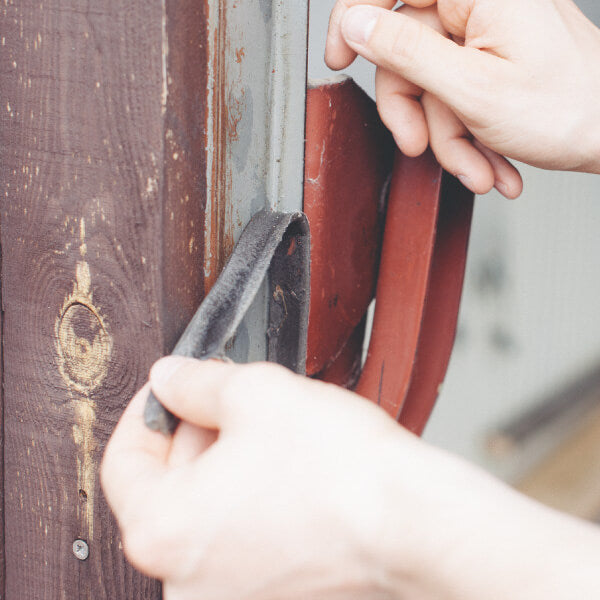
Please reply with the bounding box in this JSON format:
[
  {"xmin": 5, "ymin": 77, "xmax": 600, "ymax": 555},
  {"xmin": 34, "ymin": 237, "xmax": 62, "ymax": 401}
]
[
  {"xmin": 326, "ymin": 0, "xmax": 600, "ymax": 196},
  {"xmin": 101, "ymin": 358, "xmax": 461, "ymax": 599},
  {"xmin": 102, "ymin": 358, "xmax": 600, "ymax": 600},
  {"xmin": 102, "ymin": 358, "xmax": 428, "ymax": 599}
]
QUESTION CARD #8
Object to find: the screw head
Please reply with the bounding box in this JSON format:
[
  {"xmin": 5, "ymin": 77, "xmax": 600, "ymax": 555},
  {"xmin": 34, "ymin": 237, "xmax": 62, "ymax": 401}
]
[{"xmin": 72, "ymin": 539, "xmax": 89, "ymax": 561}]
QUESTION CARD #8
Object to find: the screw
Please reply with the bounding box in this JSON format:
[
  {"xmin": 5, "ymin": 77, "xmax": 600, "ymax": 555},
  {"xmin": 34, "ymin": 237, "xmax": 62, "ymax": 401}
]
[{"xmin": 72, "ymin": 539, "xmax": 89, "ymax": 561}]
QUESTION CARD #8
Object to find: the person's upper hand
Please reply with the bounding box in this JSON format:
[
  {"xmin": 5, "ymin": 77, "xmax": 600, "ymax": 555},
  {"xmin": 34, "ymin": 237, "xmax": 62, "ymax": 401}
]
[
  {"xmin": 326, "ymin": 0, "xmax": 600, "ymax": 198},
  {"xmin": 102, "ymin": 358, "xmax": 600, "ymax": 599}
]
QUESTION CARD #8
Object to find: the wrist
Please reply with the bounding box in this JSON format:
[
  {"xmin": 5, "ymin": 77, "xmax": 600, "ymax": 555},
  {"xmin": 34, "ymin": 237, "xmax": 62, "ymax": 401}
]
[
  {"xmin": 326, "ymin": 431, "xmax": 446, "ymax": 598},
  {"xmin": 573, "ymin": 50, "xmax": 600, "ymax": 174},
  {"xmin": 574, "ymin": 100, "xmax": 600, "ymax": 174},
  {"xmin": 579, "ymin": 117, "xmax": 600, "ymax": 175},
  {"xmin": 376, "ymin": 436, "xmax": 600, "ymax": 600},
  {"xmin": 364, "ymin": 436, "xmax": 471, "ymax": 599}
]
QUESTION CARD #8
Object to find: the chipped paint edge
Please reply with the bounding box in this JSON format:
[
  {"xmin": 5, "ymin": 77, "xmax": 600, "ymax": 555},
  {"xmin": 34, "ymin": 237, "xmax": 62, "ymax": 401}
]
[{"xmin": 202, "ymin": 0, "xmax": 308, "ymax": 362}]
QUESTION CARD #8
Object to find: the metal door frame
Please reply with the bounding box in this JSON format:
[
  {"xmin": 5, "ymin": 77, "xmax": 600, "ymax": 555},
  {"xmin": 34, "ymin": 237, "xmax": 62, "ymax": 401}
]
[{"xmin": 203, "ymin": 1, "xmax": 309, "ymax": 363}]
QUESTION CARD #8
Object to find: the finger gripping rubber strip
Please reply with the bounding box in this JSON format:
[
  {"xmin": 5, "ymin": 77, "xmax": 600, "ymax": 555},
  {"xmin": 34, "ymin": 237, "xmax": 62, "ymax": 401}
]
[{"xmin": 144, "ymin": 209, "xmax": 310, "ymax": 435}]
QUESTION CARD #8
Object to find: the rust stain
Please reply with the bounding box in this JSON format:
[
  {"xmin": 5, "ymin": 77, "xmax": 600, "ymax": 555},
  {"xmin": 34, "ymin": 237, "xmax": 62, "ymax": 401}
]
[
  {"xmin": 204, "ymin": 1, "xmax": 234, "ymax": 291},
  {"xmin": 227, "ymin": 87, "xmax": 245, "ymax": 143},
  {"xmin": 286, "ymin": 237, "xmax": 296, "ymax": 256},
  {"xmin": 235, "ymin": 47, "xmax": 245, "ymax": 63}
]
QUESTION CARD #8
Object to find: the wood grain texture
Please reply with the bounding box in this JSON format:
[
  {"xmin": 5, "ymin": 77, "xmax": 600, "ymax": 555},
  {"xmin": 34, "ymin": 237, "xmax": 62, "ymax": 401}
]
[
  {"xmin": 517, "ymin": 402, "xmax": 600, "ymax": 522},
  {"xmin": 0, "ymin": 1, "xmax": 207, "ymax": 597},
  {"xmin": 0, "ymin": 221, "xmax": 4, "ymax": 597}
]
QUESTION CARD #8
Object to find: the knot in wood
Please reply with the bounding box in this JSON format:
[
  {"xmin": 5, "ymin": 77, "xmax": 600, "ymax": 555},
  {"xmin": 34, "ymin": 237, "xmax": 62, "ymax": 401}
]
[{"xmin": 57, "ymin": 301, "xmax": 112, "ymax": 393}]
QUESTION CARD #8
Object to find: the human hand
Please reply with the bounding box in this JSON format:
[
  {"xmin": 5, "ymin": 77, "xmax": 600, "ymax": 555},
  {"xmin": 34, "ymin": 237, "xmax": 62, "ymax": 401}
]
[
  {"xmin": 102, "ymin": 358, "xmax": 600, "ymax": 600},
  {"xmin": 326, "ymin": 0, "xmax": 600, "ymax": 197},
  {"xmin": 102, "ymin": 358, "xmax": 426, "ymax": 599}
]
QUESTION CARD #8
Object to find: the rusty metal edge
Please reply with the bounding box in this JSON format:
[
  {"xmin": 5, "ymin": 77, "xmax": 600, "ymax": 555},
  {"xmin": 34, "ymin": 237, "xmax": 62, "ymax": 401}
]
[{"xmin": 203, "ymin": 0, "xmax": 309, "ymax": 364}]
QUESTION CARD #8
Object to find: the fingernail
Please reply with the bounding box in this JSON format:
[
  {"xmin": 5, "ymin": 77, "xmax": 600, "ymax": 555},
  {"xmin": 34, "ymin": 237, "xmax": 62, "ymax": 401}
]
[
  {"xmin": 457, "ymin": 174, "xmax": 474, "ymax": 190},
  {"xmin": 150, "ymin": 356, "xmax": 188, "ymax": 387},
  {"xmin": 342, "ymin": 7, "xmax": 379, "ymax": 45}
]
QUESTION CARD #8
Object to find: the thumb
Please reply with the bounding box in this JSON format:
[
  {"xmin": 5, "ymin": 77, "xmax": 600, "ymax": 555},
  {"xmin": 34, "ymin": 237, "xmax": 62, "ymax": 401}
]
[
  {"xmin": 150, "ymin": 357, "xmax": 242, "ymax": 430},
  {"xmin": 341, "ymin": 6, "xmax": 503, "ymax": 115}
]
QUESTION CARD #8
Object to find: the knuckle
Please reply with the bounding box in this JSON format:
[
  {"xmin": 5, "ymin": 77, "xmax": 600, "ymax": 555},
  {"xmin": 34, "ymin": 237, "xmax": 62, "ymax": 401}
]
[
  {"xmin": 222, "ymin": 362, "xmax": 287, "ymax": 399},
  {"xmin": 329, "ymin": 1, "xmax": 350, "ymax": 32},
  {"xmin": 221, "ymin": 365, "xmax": 252, "ymax": 395},
  {"xmin": 219, "ymin": 367, "xmax": 253, "ymax": 403},
  {"xmin": 247, "ymin": 362, "xmax": 290, "ymax": 386},
  {"xmin": 179, "ymin": 356, "xmax": 205, "ymax": 381},
  {"xmin": 389, "ymin": 18, "xmax": 424, "ymax": 66}
]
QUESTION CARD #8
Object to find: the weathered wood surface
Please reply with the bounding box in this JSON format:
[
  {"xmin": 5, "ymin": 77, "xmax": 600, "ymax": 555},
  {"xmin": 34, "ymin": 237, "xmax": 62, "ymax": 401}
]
[
  {"xmin": 0, "ymin": 1, "xmax": 207, "ymax": 597},
  {"xmin": 0, "ymin": 235, "xmax": 4, "ymax": 596},
  {"xmin": 517, "ymin": 401, "xmax": 600, "ymax": 522}
]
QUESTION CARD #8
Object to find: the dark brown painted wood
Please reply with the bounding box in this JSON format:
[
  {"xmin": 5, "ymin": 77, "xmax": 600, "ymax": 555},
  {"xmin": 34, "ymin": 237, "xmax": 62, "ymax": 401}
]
[
  {"xmin": 0, "ymin": 1, "xmax": 207, "ymax": 597},
  {"xmin": 0, "ymin": 223, "xmax": 5, "ymax": 597}
]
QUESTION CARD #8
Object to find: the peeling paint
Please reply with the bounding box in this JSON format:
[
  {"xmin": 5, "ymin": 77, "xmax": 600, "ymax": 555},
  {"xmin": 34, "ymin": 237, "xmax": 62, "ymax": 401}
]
[
  {"xmin": 204, "ymin": 0, "xmax": 234, "ymax": 287},
  {"xmin": 145, "ymin": 176, "xmax": 158, "ymax": 195},
  {"xmin": 161, "ymin": 2, "xmax": 169, "ymax": 114},
  {"xmin": 202, "ymin": 0, "xmax": 307, "ymax": 365}
]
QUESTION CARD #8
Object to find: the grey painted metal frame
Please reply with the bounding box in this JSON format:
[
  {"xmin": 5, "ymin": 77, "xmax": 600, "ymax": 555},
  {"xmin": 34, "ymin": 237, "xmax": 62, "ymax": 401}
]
[{"xmin": 203, "ymin": 0, "xmax": 309, "ymax": 363}]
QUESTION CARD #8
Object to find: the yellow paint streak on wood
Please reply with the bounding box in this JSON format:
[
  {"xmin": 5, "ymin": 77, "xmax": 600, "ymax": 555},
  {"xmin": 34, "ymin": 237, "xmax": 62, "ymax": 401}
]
[
  {"xmin": 55, "ymin": 218, "xmax": 113, "ymax": 542},
  {"xmin": 79, "ymin": 216, "xmax": 87, "ymax": 257},
  {"xmin": 72, "ymin": 402, "xmax": 97, "ymax": 541}
]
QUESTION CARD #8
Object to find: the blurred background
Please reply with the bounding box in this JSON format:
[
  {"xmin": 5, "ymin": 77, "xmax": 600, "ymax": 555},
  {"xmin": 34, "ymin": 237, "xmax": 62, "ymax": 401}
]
[{"xmin": 309, "ymin": 1, "xmax": 600, "ymax": 522}]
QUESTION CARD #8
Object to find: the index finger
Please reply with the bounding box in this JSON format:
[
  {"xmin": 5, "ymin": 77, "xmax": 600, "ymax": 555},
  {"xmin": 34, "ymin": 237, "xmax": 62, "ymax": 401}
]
[
  {"xmin": 101, "ymin": 383, "xmax": 171, "ymax": 522},
  {"xmin": 325, "ymin": 0, "xmax": 436, "ymax": 70}
]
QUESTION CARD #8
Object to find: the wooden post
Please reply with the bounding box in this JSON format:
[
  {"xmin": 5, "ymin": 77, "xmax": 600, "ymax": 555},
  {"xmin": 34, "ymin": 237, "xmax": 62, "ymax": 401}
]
[{"xmin": 0, "ymin": 1, "xmax": 207, "ymax": 596}]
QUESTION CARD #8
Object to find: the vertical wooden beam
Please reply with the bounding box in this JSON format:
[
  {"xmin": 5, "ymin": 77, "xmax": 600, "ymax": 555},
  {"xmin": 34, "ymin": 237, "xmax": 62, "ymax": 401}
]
[
  {"xmin": 0, "ymin": 238, "xmax": 4, "ymax": 597},
  {"xmin": 0, "ymin": 0, "xmax": 207, "ymax": 596}
]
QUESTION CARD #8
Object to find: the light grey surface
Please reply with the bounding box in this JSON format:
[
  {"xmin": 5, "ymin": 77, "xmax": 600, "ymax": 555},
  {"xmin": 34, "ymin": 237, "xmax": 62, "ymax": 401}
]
[
  {"xmin": 426, "ymin": 169, "xmax": 600, "ymax": 480},
  {"xmin": 309, "ymin": 1, "xmax": 600, "ymax": 479},
  {"xmin": 577, "ymin": 0, "xmax": 599, "ymax": 20},
  {"xmin": 204, "ymin": 0, "xmax": 308, "ymax": 363}
]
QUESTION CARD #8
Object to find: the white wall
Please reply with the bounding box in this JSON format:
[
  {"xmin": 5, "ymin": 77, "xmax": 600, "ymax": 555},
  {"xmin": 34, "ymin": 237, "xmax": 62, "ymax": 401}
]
[{"xmin": 308, "ymin": 1, "xmax": 600, "ymax": 479}]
